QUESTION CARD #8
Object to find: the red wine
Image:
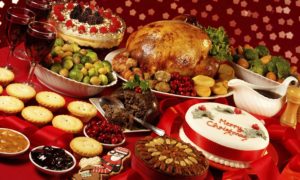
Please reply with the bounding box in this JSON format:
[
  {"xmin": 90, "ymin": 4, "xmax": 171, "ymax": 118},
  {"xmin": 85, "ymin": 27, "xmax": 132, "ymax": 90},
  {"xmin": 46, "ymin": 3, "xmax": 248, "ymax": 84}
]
[
  {"xmin": 25, "ymin": 23, "xmax": 56, "ymax": 63},
  {"xmin": 6, "ymin": 20, "xmax": 28, "ymax": 48},
  {"xmin": 26, "ymin": 0, "xmax": 51, "ymax": 21}
]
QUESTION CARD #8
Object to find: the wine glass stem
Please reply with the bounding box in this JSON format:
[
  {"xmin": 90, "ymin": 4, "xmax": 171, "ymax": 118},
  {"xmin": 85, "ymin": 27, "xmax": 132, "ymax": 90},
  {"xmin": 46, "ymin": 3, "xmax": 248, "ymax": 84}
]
[
  {"xmin": 26, "ymin": 61, "xmax": 37, "ymax": 84},
  {"xmin": 5, "ymin": 48, "xmax": 14, "ymax": 68}
]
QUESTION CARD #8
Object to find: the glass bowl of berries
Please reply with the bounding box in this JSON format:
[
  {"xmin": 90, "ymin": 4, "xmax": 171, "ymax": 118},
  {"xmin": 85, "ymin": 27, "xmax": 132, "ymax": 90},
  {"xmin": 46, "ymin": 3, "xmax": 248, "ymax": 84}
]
[
  {"xmin": 29, "ymin": 146, "xmax": 76, "ymax": 175},
  {"xmin": 83, "ymin": 118, "xmax": 126, "ymax": 149}
]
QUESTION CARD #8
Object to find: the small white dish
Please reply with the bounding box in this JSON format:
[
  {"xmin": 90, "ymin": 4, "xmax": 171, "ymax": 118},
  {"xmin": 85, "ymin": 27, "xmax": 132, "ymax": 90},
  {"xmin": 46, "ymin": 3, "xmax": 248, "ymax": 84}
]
[
  {"xmin": 83, "ymin": 125, "xmax": 126, "ymax": 149},
  {"xmin": 34, "ymin": 64, "xmax": 118, "ymax": 98},
  {"xmin": 0, "ymin": 128, "xmax": 30, "ymax": 157},
  {"xmin": 29, "ymin": 145, "xmax": 76, "ymax": 175},
  {"xmin": 105, "ymin": 49, "xmax": 233, "ymax": 100}
]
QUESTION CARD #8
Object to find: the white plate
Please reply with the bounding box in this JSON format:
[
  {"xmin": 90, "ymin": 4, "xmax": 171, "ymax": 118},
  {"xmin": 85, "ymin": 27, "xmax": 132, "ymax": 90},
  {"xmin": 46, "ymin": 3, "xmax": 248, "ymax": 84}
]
[
  {"xmin": 34, "ymin": 64, "xmax": 118, "ymax": 98},
  {"xmin": 105, "ymin": 49, "xmax": 233, "ymax": 100},
  {"xmin": 230, "ymin": 61, "xmax": 280, "ymax": 86},
  {"xmin": 89, "ymin": 98, "xmax": 150, "ymax": 133}
]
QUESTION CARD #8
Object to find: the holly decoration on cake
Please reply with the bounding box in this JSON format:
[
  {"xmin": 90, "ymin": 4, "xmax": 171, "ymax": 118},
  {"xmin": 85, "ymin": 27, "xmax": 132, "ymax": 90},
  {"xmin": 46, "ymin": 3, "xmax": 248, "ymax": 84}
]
[
  {"xmin": 192, "ymin": 105, "xmax": 214, "ymax": 120},
  {"xmin": 244, "ymin": 123, "xmax": 267, "ymax": 140},
  {"xmin": 215, "ymin": 106, "xmax": 242, "ymax": 114}
]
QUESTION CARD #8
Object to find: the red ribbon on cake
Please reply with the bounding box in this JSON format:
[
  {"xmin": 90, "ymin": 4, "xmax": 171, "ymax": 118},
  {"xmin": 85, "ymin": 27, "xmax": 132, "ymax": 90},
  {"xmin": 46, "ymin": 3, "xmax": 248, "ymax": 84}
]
[{"xmin": 182, "ymin": 120, "xmax": 266, "ymax": 162}]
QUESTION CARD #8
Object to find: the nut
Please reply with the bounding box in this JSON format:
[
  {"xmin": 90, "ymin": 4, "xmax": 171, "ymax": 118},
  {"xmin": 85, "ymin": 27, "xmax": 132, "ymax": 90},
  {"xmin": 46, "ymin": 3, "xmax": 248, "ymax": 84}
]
[
  {"xmin": 184, "ymin": 158, "xmax": 193, "ymax": 165},
  {"xmin": 165, "ymin": 158, "xmax": 174, "ymax": 164},
  {"xmin": 181, "ymin": 145, "xmax": 188, "ymax": 149},
  {"xmin": 148, "ymin": 148, "xmax": 157, "ymax": 152},
  {"xmin": 153, "ymin": 138, "xmax": 165, "ymax": 145},
  {"xmin": 166, "ymin": 139, "xmax": 171, "ymax": 144},
  {"xmin": 175, "ymin": 142, "xmax": 182, "ymax": 148},
  {"xmin": 184, "ymin": 148, "xmax": 193, "ymax": 153},
  {"xmin": 151, "ymin": 152, "xmax": 161, "ymax": 156},
  {"xmin": 158, "ymin": 155, "xmax": 167, "ymax": 161},
  {"xmin": 180, "ymin": 160, "xmax": 187, "ymax": 167},
  {"xmin": 171, "ymin": 140, "xmax": 177, "ymax": 145},
  {"xmin": 188, "ymin": 156, "xmax": 198, "ymax": 164}
]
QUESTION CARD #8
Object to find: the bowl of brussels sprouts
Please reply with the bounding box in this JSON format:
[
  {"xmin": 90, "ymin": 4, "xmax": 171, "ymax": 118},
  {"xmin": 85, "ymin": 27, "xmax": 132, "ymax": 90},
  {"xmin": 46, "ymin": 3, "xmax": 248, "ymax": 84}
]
[{"xmin": 34, "ymin": 38, "xmax": 118, "ymax": 98}]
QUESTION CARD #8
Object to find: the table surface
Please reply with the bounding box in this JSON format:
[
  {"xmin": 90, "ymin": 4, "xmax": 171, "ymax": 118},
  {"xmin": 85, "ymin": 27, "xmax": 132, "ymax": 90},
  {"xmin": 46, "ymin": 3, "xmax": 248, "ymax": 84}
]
[{"xmin": 0, "ymin": 45, "xmax": 299, "ymax": 180}]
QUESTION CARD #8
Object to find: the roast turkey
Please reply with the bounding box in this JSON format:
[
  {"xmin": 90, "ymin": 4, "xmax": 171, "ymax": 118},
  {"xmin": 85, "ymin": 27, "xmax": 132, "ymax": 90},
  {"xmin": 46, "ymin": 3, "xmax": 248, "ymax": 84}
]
[{"xmin": 123, "ymin": 20, "xmax": 219, "ymax": 77}]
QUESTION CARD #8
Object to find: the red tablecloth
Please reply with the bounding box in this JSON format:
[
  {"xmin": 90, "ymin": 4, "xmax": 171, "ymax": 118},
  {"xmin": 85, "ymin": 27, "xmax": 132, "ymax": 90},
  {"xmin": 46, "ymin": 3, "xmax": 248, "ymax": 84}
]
[{"xmin": 0, "ymin": 45, "xmax": 300, "ymax": 179}]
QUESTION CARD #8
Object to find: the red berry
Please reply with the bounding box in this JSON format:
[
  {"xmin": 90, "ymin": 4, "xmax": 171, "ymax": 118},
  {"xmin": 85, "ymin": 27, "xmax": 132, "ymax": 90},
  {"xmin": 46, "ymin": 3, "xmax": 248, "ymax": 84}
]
[
  {"xmin": 66, "ymin": 2, "xmax": 74, "ymax": 10},
  {"xmin": 65, "ymin": 20, "xmax": 73, "ymax": 28},
  {"xmin": 135, "ymin": 87, "xmax": 142, "ymax": 93},
  {"xmin": 109, "ymin": 24, "xmax": 117, "ymax": 32},
  {"xmin": 90, "ymin": 4, "xmax": 95, "ymax": 10},
  {"xmin": 57, "ymin": 14, "xmax": 65, "ymax": 21},
  {"xmin": 234, "ymin": 108, "xmax": 242, "ymax": 114},
  {"xmin": 90, "ymin": 26, "xmax": 98, "ymax": 33},
  {"xmin": 79, "ymin": 1, "xmax": 85, "ymax": 7},
  {"xmin": 198, "ymin": 105, "xmax": 206, "ymax": 111},
  {"xmin": 98, "ymin": 8, "xmax": 104, "ymax": 15},
  {"xmin": 78, "ymin": 25, "xmax": 86, "ymax": 33},
  {"xmin": 104, "ymin": 10, "xmax": 112, "ymax": 18},
  {"xmin": 252, "ymin": 124, "xmax": 260, "ymax": 130},
  {"xmin": 99, "ymin": 26, "xmax": 108, "ymax": 33}
]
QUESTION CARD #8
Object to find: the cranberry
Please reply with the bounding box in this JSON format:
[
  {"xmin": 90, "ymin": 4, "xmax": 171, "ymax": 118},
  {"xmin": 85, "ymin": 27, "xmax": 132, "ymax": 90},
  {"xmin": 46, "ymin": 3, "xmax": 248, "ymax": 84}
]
[
  {"xmin": 234, "ymin": 108, "xmax": 242, "ymax": 114},
  {"xmin": 252, "ymin": 124, "xmax": 260, "ymax": 130}
]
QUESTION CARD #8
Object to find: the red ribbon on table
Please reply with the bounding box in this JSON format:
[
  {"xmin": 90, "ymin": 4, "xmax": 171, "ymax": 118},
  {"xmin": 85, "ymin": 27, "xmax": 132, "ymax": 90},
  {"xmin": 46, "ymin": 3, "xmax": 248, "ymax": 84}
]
[
  {"xmin": 0, "ymin": 116, "xmax": 38, "ymax": 137},
  {"xmin": 30, "ymin": 126, "xmax": 74, "ymax": 149}
]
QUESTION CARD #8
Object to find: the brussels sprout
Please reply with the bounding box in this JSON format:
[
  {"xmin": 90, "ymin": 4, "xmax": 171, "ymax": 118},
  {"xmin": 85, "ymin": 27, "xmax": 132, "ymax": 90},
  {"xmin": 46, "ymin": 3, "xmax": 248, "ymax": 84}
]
[
  {"xmin": 90, "ymin": 76, "xmax": 101, "ymax": 85},
  {"xmin": 106, "ymin": 72, "xmax": 115, "ymax": 83},
  {"xmin": 81, "ymin": 67, "xmax": 88, "ymax": 76},
  {"xmin": 99, "ymin": 74, "xmax": 108, "ymax": 85},
  {"xmin": 88, "ymin": 67, "xmax": 97, "ymax": 76},
  {"xmin": 255, "ymin": 45, "xmax": 270, "ymax": 57},
  {"xmin": 98, "ymin": 67, "xmax": 108, "ymax": 75},
  {"xmin": 93, "ymin": 61, "xmax": 103, "ymax": 71},
  {"xmin": 63, "ymin": 55, "xmax": 73, "ymax": 61},
  {"xmin": 84, "ymin": 62, "xmax": 93, "ymax": 69},
  {"xmin": 244, "ymin": 48, "xmax": 259, "ymax": 60},
  {"xmin": 50, "ymin": 63, "xmax": 62, "ymax": 73},
  {"xmin": 71, "ymin": 43, "xmax": 81, "ymax": 52},
  {"xmin": 81, "ymin": 56, "xmax": 91, "ymax": 64},
  {"xmin": 79, "ymin": 49, "xmax": 87, "ymax": 56},
  {"xmin": 69, "ymin": 69, "xmax": 83, "ymax": 82},
  {"xmin": 102, "ymin": 60, "xmax": 112, "ymax": 71},
  {"xmin": 63, "ymin": 59, "xmax": 74, "ymax": 70},
  {"xmin": 73, "ymin": 53, "xmax": 82, "ymax": 64},
  {"xmin": 62, "ymin": 44, "xmax": 73, "ymax": 52},
  {"xmin": 54, "ymin": 38, "xmax": 64, "ymax": 47},
  {"xmin": 73, "ymin": 63, "xmax": 84, "ymax": 70},
  {"xmin": 59, "ymin": 68, "xmax": 69, "ymax": 77},
  {"xmin": 83, "ymin": 76, "xmax": 90, "ymax": 84},
  {"xmin": 86, "ymin": 51, "xmax": 98, "ymax": 63},
  {"xmin": 86, "ymin": 49, "xmax": 93, "ymax": 53}
]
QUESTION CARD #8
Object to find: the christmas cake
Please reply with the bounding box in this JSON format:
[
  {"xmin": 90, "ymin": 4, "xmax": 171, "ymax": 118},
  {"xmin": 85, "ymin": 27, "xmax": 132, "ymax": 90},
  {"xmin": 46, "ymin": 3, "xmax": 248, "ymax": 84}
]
[
  {"xmin": 50, "ymin": 1, "xmax": 125, "ymax": 49},
  {"xmin": 134, "ymin": 136, "xmax": 208, "ymax": 178},
  {"xmin": 179, "ymin": 102, "xmax": 269, "ymax": 168}
]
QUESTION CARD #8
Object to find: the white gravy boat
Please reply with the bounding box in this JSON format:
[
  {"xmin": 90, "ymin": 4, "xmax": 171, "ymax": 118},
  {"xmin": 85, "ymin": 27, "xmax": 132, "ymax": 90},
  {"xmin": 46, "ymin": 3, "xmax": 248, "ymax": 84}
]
[{"xmin": 228, "ymin": 76, "xmax": 298, "ymax": 117}]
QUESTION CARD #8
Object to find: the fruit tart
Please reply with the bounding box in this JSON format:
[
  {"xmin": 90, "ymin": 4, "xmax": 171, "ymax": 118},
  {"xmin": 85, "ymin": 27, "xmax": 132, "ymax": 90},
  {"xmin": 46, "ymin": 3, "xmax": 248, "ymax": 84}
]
[{"xmin": 50, "ymin": 1, "xmax": 126, "ymax": 49}]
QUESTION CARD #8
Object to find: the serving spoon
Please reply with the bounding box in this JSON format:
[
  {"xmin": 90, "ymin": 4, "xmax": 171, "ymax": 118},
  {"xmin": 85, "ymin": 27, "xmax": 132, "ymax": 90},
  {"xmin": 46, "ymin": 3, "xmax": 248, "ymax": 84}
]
[{"xmin": 99, "ymin": 96, "xmax": 165, "ymax": 136}]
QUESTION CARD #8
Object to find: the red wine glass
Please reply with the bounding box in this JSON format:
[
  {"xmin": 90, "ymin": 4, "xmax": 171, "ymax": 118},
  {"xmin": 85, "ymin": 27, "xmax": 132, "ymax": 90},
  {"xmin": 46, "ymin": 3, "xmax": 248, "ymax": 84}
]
[
  {"xmin": 4, "ymin": 7, "xmax": 35, "ymax": 69},
  {"xmin": 13, "ymin": 0, "xmax": 52, "ymax": 61},
  {"xmin": 25, "ymin": 21, "xmax": 56, "ymax": 85},
  {"xmin": 26, "ymin": 0, "xmax": 52, "ymax": 21}
]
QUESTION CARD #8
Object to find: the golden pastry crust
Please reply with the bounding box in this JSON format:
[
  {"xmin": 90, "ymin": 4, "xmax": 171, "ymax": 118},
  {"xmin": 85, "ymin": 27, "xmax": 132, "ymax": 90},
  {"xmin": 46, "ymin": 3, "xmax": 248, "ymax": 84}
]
[
  {"xmin": 67, "ymin": 101, "xmax": 97, "ymax": 123},
  {"xmin": 0, "ymin": 67, "xmax": 14, "ymax": 86},
  {"xmin": 52, "ymin": 115, "xmax": 83, "ymax": 134},
  {"xmin": 21, "ymin": 106, "xmax": 53, "ymax": 125},
  {"xmin": 36, "ymin": 91, "xmax": 65, "ymax": 111},
  {"xmin": 6, "ymin": 83, "xmax": 36, "ymax": 102},
  {"xmin": 70, "ymin": 137, "xmax": 103, "ymax": 157},
  {"xmin": 0, "ymin": 96, "xmax": 24, "ymax": 114}
]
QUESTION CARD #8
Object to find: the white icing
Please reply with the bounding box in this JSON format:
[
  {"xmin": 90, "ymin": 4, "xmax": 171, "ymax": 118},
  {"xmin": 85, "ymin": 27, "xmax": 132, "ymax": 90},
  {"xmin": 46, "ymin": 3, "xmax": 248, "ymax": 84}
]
[
  {"xmin": 184, "ymin": 103, "xmax": 269, "ymax": 151},
  {"xmin": 179, "ymin": 127, "xmax": 249, "ymax": 169}
]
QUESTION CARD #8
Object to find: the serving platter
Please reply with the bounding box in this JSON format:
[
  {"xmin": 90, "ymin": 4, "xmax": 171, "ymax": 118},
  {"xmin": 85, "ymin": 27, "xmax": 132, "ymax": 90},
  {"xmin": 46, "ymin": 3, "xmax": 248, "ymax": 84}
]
[
  {"xmin": 89, "ymin": 98, "xmax": 151, "ymax": 133},
  {"xmin": 105, "ymin": 49, "xmax": 234, "ymax": 100}
]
